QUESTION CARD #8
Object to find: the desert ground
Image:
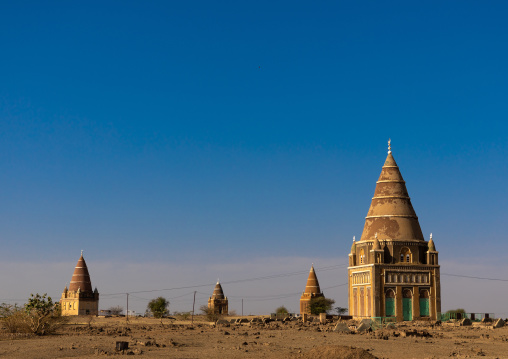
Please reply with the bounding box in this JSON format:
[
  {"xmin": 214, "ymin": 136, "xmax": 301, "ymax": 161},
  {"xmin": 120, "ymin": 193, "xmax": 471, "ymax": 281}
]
[{"xmin": 1, "ymin": 316, "xmax": 507, "ymax": 358}]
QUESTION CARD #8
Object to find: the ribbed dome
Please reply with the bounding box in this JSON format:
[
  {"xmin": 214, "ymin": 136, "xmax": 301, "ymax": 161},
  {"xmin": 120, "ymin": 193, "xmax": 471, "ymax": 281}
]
[
  {"xmin": 303, "ymin": 266, "xmax": 321, "ymax": 295},
  {"xmin": 69, "ymin": 254, "xmax": 93, "ymax": 292},
  {"xmin": 360, "ymin": 151, "xmax": 424, "ymax": 242},
  {"xmin": 212, "ymin": 281, "xmax": 225, "ymax": 299}
]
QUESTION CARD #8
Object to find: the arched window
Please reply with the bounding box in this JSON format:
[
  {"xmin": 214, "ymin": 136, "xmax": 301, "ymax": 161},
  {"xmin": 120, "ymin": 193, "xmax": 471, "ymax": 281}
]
[
  {"xmin": 400, "ymin": 247, "xmax": 412, "ymax": 263},
  {"xmin": 359, "ymin": 248, "xmax": 365, "ymax": 264}
]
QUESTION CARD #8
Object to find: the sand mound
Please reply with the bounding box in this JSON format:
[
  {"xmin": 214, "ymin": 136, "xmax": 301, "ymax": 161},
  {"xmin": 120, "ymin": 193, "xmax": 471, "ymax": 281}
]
[{"xmin": 300, "ymin": 345, "xmax": 378, "ymax": 359}]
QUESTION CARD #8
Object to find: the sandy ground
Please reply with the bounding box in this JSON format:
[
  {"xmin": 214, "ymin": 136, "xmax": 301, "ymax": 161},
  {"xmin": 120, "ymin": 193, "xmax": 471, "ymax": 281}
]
[{"xmin": 1, "ymin": 316, "xmax": 507, "ymax": 358}]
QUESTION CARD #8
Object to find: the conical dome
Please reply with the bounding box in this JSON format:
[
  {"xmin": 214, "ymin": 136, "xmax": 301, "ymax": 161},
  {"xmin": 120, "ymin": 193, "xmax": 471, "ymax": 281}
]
[
  {"xmin": 428, "ymin": 238, "xmax": 436, "ymax": 251},
  {"xmin": 304, "ymin": 265, "xmax": 321, "ymax": 295},
  {"xmin": 68, "ymin": 253, "xmax": 93, "ymax": 292},
  {"xmin": 212, "ymin": 281, "xmax": 225, "ymax": 299},
  {"xmin": 360, "ymin": 150, "xmax": 424, "ymax": 242}
]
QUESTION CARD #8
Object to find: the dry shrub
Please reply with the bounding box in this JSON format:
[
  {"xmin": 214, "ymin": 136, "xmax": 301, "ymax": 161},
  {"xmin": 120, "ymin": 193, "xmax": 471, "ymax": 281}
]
[
  {"xmin": 2, "ymin": 310, "xmax": 30, "ymax": 333},
  {"xmin": 174, "ymin": 312, "xmax": 191, "ymax": 320},
  {"xmin": 200, "ymin": 305, "xmax": 221, "ymax": 322},
  {"xmin": 1, "ymin": 294, "xmax": 69, "ymax": 336}
]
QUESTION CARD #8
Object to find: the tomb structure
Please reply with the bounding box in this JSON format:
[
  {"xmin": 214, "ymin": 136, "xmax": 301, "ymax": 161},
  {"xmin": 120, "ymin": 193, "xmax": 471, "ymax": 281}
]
[
  {"xmin": 348, "ymin": 141, "xmax": 441, "ymax": 321},
  {"xmin": 300, "ymin": 265, "xmax": 324, "ymax": 315},
  {"xmin": 60, "ymin": 252, "xmax": 99, "ymax": 316},
  {"xmin": 208, "ymin": 281, "xmax": 228, "ymax": 315}
]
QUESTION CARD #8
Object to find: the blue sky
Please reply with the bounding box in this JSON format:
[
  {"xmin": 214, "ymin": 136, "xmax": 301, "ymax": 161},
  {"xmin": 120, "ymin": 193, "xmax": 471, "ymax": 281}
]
[{"xmin": 1, "ymin": 1, "xmax": 507, "ymax": 314}]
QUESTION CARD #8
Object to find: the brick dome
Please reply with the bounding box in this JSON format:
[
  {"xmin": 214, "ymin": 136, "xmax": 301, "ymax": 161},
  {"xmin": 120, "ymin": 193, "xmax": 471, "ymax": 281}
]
[
  {"xmin": 303, "ymin": 265, "xmax": 321, "ymax": 295},
  {"xmin": 360, "ymin": 149, "xmax": 424, "ymax": 242},
  {"xmin": 211, "ymin": 281, "xmax": 225, "ymax": 299},
  {"xmin": 68, "ymin": 253, "xmax": 93, "ymax": 292}
]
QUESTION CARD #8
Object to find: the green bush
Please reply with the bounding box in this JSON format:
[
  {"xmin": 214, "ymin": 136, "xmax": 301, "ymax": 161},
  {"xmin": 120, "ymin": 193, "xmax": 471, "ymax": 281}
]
[
  {"xmin": 147, "ymin": 297, "xmax": 169, "ymax": 319},
  {"xmin": 275, "ymin": 306, "xmax": 289, "ymax": 315},
  {"xmin": 309, "ymin": 297, "xmax": 335, "ymax": 315},
  {"xmin": 24, "ymin": 293, "xmax": 67, "ymax": 335}
]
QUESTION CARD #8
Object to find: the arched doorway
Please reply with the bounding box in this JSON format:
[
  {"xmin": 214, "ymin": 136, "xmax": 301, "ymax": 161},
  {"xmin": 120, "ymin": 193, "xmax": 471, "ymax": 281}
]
[
  {"xmin": 419, "ymin": 289, "xmax": 430, "ymax": 317},
  {"xmin": 385, "ymin": 289, "xmax": 395, "ymax": 317},
  {"xmin": 402, "ymin": 289, "xmax": 412, "ymax": 321}
]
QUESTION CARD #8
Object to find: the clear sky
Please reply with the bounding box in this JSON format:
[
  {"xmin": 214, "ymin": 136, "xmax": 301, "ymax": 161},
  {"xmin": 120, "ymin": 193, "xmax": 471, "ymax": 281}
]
[{"xmin": 1, "ymin": 1, "xmax": 507, "ymax": 315}]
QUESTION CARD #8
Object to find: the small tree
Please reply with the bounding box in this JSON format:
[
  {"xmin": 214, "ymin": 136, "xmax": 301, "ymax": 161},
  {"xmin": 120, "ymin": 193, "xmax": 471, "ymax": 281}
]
[
  {"xmin": 446, "ymin": 308, "xmax": 466, "ymax": 314},
  {"xmin": 335, "ymin": 306, "xmax": 347, "ymax": 315},
  {"xmin": 24, "ymin": 293, "xmax": 65, "ymax": 335},
  {"xmin": 309, "ymin": 297, "xmax": 335, "ymax": 315},
  {"xmin": 147, "ymin": 297, "xmax": 169, "ymax": 322},
  {"xmin": 108, "ymin": 305, "xmax": 123, "ymax": 315},
  {"xmin": 275, "ymin": 306, "xmax": 289, "ymax": 315}
]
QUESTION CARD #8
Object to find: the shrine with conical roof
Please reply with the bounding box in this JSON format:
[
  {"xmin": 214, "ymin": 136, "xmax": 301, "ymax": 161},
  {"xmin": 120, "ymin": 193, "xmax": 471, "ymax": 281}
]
[
  {"xmin": 348, "ymin": 141, "xmax": 441, "ymax": 321},
  {"xmin": 60, "ymin": 251, "xmax": 99, "ymax": 316},
  {"xmin": 208, "ymin": 281, "xmax": 228, "ymax": 315},
  {"xmin": 300, "ymin": 265, "xmax": 324, "ymax": 315}
]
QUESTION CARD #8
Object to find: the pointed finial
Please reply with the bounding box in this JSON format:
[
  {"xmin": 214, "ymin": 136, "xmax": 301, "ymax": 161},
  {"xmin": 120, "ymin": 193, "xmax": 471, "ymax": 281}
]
[
  {"xmin": 217, "ymin": 278, "xmax": 220, "ymax": 284},
  {"xmin": 81, "ymin": 249, "xmax": 83, "ymax": 256},
  {"xmin": 388, "ymin": 139, "xmax": 391, "ymax": 154},
  {"xmin": 353, "ymin": 236, "xmax": 355, "ymax": 242},
  {"xmin": 430, "ymin": 233, "xmax": 432, "ymax": 240}
]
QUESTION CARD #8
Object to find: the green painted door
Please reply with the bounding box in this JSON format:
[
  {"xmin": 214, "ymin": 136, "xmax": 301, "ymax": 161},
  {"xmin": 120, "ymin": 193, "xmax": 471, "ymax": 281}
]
[
  {"xmin": 403, "ymin": 298, "xmax": 412, "ymax": 321},
  {"xmin": 385, "ymin": 298, "xmax": 395, "ymax": 317},
  {"xmin": 420, "ymin": 298, "xmax": 429, "ymax": 317}
]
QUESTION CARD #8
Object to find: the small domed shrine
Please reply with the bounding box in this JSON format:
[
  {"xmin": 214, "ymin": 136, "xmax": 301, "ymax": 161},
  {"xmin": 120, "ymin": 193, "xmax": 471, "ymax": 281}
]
[
  {"xmin": 60, "ymin": 251, "xmax": 99, "ymax": 316},
  {"xmin": 348, "ymin": 141, "xmax": 441, "ymax": 321},
  {"xmin": 208, "ymin": 281, "xmax": 228, "ymax": 315},
  {"xmin": 300, "ymin": 265, "xmax": 324, "ymax": 315}
]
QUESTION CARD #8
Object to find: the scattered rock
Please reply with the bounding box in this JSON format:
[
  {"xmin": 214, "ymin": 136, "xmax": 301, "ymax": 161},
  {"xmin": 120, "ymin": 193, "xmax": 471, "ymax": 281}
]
[
  {"xmin": 356, "ymin": 322, "xmax": 371, "ymax": 333},
  {"xmin": 493, "ymin": 319, "xmax": 505, "ymax": 328},
  {"xmin": 298, "ymin": 345, "xmax": 378, "ymax": 359},
  {"xmin": 460, "ymin": 318, "xmax": 472, "ymax": 326},
  {"xmin": 333, "ymin": 322, "xmax": 351, "ymax": 333}
]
